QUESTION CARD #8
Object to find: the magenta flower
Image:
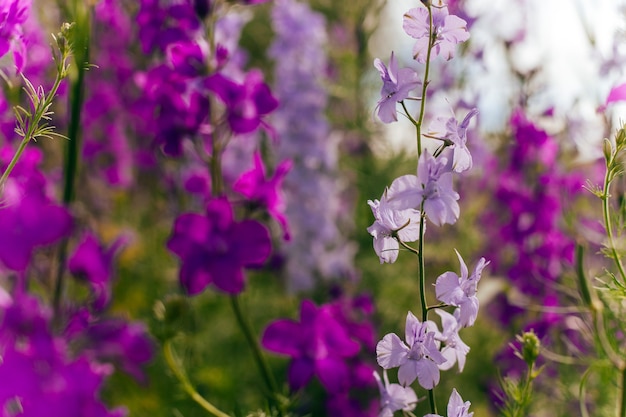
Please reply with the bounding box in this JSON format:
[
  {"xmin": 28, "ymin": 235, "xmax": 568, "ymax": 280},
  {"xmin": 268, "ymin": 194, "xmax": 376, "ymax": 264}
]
[
  {"xmin": 374, "ymin": 51, "xmax": 420, "ymax": 123},
  {"xmin": 205, "ymin": 70, "xmax": 279, "ymax": 134},
  {"xmin": 376, "ymin": 311, "xmax": 445, "ymax": 389},
  {"xmin": 425, "ymin": 388, "xmax": 473, "ymax": 417},
  {"xmin": 233, "ymin": 151, "xmax": 292, "ymax": 240},
  {"xmin": 262, "ymin": 299, "xmax": 360, "ymax": 393},
  {"xmin": 403, "ymin": 5, "xmax": 469, "ymax": 63},
  {"xmin": 0, "ymin": 0, "xmax": 30, "ymax": 72},
  {"xmin": 166, "ymin": 197, "xmax": 272, "ymax": 295},
  {"xmin": 435, "ymin": 250, "xmax": 489, "ymax": 327}
]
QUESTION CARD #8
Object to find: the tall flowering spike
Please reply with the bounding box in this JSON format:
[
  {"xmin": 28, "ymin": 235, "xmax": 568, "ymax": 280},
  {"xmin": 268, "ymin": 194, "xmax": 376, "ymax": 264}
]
[
  {"xmin": 166, "ymin": 197, "xmax": 272, "ymax": 295},
  {"xmin": 262, "ymin": 299, "xmax": 360, "ymax": 393},
  {"xmin": 374, "ymin": 370, "xmax": 418, "ymax": 417},
  {"xmin": 376, "ymin": 311, "xmax": 445, "ymax": 389},
  {"xmin": 424, "ymin": 388, "xmax": 473, "ymax": 417},
  {"xmin": 367, "ymin": 189, "xmax": 421, "ymax": 264},
  {"xmin": 233, "ymin": 151, "xmax": 292, "ymax": 240},
  {"xmin": 435, "ymin": 250, "xmax": 489, "ymax": 327},
  {"xmin": 428, "ymin": 108, "xmax": 479, "ymax": 173},
  {"xmin": 403, "ymin": 4, "xmax": 470, "ymax": 63},
  {"xmin": 374, "ymin": 51, "xmax": 421, "ymax": 123},
  {"xmin": 434, "ymin": 309, "xmax": 469, "ymax": 372}
]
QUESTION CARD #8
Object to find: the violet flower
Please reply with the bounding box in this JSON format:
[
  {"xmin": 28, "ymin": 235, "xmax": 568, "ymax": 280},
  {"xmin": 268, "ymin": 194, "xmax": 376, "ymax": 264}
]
[
  {"xmin": 428, "ymin": 108, "xmax": 479, "ymax": 173},
  {"xmin": 376, "ymin": 311, "xmax": 445, "ymax": 389},
  {"xmin": 435, "ymin": 250, "xmax": 489, "ymax": 328},
  {"xmin": 262, "ymin": 299, "xmax": 360, "ymax": 393},
  {"xmin": 166, "ymin": 197, "xmax": 272, "ymax": 295},
  {"xmin": 0, "ymin": 0, "xmax": 30, "ymax": 72},
  {"xmin": 373, "ymin": 370, "xmax": 418, "ymax": 417},
  {"xmin": 374, "ymin": 51, "xmax": 420, "ymax": 123},
  {"xmin": 425, "ymin": 388, "xmax": 473, "ymax": 417},
  {"xmin": 403, "ymin": 4, "xmax": 470, "ymax": 63},
  {"xmin": 434, "ymin": 309, "xmax": 469, "ymax": 372}
]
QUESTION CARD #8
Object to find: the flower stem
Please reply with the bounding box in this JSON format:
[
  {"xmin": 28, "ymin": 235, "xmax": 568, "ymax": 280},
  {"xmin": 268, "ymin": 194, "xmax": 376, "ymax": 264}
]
[
  {"xmin": 229, "ymin": 295, "xmax": 282, "ymax": 416},
  {"xmin": 418, "ymin": 209, "xmax": 428, "ymax": 322},
  {"xmin": 620, "ymin": 366, "xmax": 626, "ymax": 417},
  {"xmin": 415, "ymin": 4, "xmax": 434, "ymax": 158},
  {"xmin": 163, "ymin": 340, "xmax": 231, "ymax": 417},
  {"xmin": 601, "ymin": 161, "xmax": 626, "ymax": 284}
]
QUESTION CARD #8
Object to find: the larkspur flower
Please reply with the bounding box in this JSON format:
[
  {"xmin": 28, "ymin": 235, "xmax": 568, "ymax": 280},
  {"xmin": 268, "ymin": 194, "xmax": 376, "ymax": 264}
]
[
  {"xmin": 374, "ymin": 51, "xmax": 421, "ymax": 123},
  {"xmin": 166, "ymin": 197, "xmax": 272, "ymax": 295},
  {"xmin": 374, "ymin": 370, "xmax": 418, "ymax": 417},
  {"xmin": 434, "ymin": 309, "xmax": 469, "ymax": 372},
  {"xmin": 376, "ymin": 311, "xmax": 445, "ymax": 389},
  {"xmin": 425, "ymin": 388, "xmax": 473, "ymax": 417},
  {"xmin": 262, "ymin": 299, "xmax": 360, "ymax": 393},
  {"xmin": 0, "ymin": 0, "xmax": 31, "ymax": 72},
  {"xmin": 367, "ymin": 189, "xmax": 421, "ymax": 264},
  {"xmin": 428, "ymin": 108, "xmax": 479, "ymax": 173},
  {"xmin": 403, "ymin": 4, "xmax": 470, "ymax": 63},
  {"xmin": 387, "ymin": 150, "xmax": 460, "ymax": 226},
  {"xmin": 435, "ymin": 250, "xmax": 489, "ymax": 327}
]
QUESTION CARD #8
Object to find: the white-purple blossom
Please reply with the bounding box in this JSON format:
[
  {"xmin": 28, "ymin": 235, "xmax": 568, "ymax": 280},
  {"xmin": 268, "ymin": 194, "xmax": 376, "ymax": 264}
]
[
  {"xmin": 434, "ymin": 309, "xmax": 469, "ymax": 372},
  {"xmin": 428, "ymin": 108, "xmax": 479, "ymax": 173},
  {"xmin": 435, "ymin": 250, "xmax": 489, "ymax": 327},
  {"xmin": 374, "ymin": 51, "xmax": 421, "ymax": 123},
  {"xmin": 425, "ymin": 388, "xmax": 474, "ymax": 417},
  {"xmin": 376, "ymin": 311, "xmax": 446, "ymax": 389},
  {"xmin": 387, "ymin": 150, "xmax": 460, "ymax": 226},
  {"xmin": 373, "ymin": 370, "xmax": 418, "ymax": 417},
  {"xmin": 367, "ymin": 190, "xmax": 421, "ymax": 264}
]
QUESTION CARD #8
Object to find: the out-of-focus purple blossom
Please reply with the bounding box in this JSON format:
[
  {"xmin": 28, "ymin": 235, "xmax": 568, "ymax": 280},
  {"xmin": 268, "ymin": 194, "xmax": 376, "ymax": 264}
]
[
  {"xmin": 68, "ymin": 232, "xmax": 129, "ymax": 312},
  {"xmin": 367, "ymin": 190, "xmax": 421, "ymax": 264},
  {"xmin": 428, "ymin": 108, "xmax": 479, "ymax": 173},
  {"xmin": 425, "ymin": 388, "xmax": 473, "ymax": 417},
  {"xmin": 0, "ymin": 294, "xmax": 126, "ymax": 417},
  {"xmin": 403, "ymin": 5, "xmax": 470, "ymax": 63},
  {"xmin": 262, "ymin": 299, "xmax": 361, "ymax": 393},
  {"xmin": 434, "ymin": 309, "xmax": 469, "ymax": 371},
  {"xmin": 376, "ymin": 311, "xmax": 445, "ymax": 389},
  {"xmin": 373, "ymin": 52, "xmax": 420, "ymax": 123},
  {"xmin": 166, "ymin": 197, "xmax": 272, "ymax": 295},
  {"xmin": 205, "ymin": 70, "xmax": 279, "ymax": 134},
  {"xmin": 0, "ymin": 146, "xmax": 72, "ymax": 271},
  {"xmin": 435, "ymin": 250, "xmax": 489, "ymax": 328},
  {"xmin": 270, "ymin": 0, "xmax": 357, "ymax": 291},
  {"xmin": 0, "ymin": 0, "xmax": 30, "ymax": 72},
  {"xmin": 387, "ymin": 151, "xmax": 460, "ymax": 226},
  {"xmin": 373, "ymin": 370, "xmax": 418, "ymax": 417},
  {"xmin": 233, "ymin": 151, "xmax": 292, "ymax": 239}
]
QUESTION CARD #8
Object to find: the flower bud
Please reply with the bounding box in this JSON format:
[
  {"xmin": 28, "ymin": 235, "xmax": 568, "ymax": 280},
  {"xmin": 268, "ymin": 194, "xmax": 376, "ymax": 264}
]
[{"xmin": 519, "ymin": 331, "xmax": 540, "ymax": 367}]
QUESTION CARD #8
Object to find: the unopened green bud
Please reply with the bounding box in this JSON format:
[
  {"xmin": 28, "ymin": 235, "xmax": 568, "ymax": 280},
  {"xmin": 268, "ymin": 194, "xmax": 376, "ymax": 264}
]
[
  {"xmin": 152, "ymin": 295, "xmax": 191, "ymax": 341},
  {"xmin": 604, "ymin": 138, "xmax": 614, "ymax": 164},
  {"xmin": 519, "ymin": 331, "xmax": 540, "ymax": 367}
]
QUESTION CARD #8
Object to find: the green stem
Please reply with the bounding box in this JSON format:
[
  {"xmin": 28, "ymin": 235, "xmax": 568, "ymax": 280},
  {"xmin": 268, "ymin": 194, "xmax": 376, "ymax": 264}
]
[
  {"xmin": 164, "ymin": 341, "xmax": 231, "ymax": 417},
  {"xmin": 601, "ymin": 163, "xmax": 626, "ymax": 284},
  {"xmin": 418, "ymin": 208, "xmax": 427, "ymax": 322},
  {"xmin": 428, "ymin": 389, "xmax": 437, "ymax": 415},
  {"xmin": 229, "ymin": 295, "xmax": 282, "ymax": 415},
  {"xmin": 415, "ymin": 4, "xmax": 434, "ymax": 158},
  {"xmin": 620, "ymin": 366, "xmax": 626, "ymax": 417}
]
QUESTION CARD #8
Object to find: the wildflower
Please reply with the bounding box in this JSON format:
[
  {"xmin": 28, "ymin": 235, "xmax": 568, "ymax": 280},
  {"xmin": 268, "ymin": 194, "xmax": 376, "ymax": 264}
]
[
  {"xmin": 166, "ymin": 197, "xmax": 272, "ymax": 295},
  {"xmin": 376, "ymin": 311, "xmax": 445, "ymax": 389},
  {"xmin": 425, "ymin": 388, "xmax": 473, "ymax": 417},
  {"xmin": 403, "ymin": 5, "xmax": 470, "ymax": 63},
  {"xmin": 367, "ymin": 189, "xmax": 421, "ymax": 264},
  {"xmin": 262, "ymin": 299, "xmax": 360, "ymax": 393},
  {"xmin": 374, "ymin": 370, "xmax": 418, "ymax": 417},
  {"xmin": 434, "ymin": 309, "xmax": 469, "ymax": 371},
  {"xmin": 0, "ymin": 0, "xmax": 31, "ymax": 72},
  {"xmin": 387, "ymin": 150, "xmax": 460, "ymax": 226},
  {"xmin": 233, "ymin": 151, "xmax": 292, "ymax": 240},
  {"xmin": 428, "ymin": 108, "xmax": 478, "ymax": 173},
  {"xmin": 374, "ymin": 51, "xmax": 421, "ymax": 123},
  {"xmin": 435, "ymin": 250, "xmax": 489, "ymax": 327}
]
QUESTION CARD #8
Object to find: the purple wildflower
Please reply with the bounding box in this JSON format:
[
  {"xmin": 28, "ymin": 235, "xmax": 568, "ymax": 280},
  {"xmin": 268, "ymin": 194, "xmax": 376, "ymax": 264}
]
[
  {"xmin": 435, "ymin": 250, "xmax": 489, "ymax": 328},
  {"xmin": 403, "ymin": 4, "xmax": 470, "ymax": 63},
  {"xmin": 166, "ymin": 197, "xmax": 272, "ymax": 295},
  {"xmin": 374, "ymin": 52, "xmax": 420, "ymax": 123},
  {"xmin": 374, "ymin": 370, "xmax": 418, "ymax": 417},
  {"xmin": 262, "ymin": 299, "xmax": 361, "ymax": 393},
  {"xmin": 376, "ymin": 311, "xmax": 445, "ymax": 389},
  {"xmin": 428, "ymin": 108, "xmax": 479, "ymax": 173},
  {"xmin": 425, "ymin": 388, "xmax": 473, "ymax": 417},
  {"xmin": 434, "ymin": 309, "xmax": 469, "ymax": 371},
  {"xmin": 0, "ymin": 0, "xmax": 30, "ymax": 72}
]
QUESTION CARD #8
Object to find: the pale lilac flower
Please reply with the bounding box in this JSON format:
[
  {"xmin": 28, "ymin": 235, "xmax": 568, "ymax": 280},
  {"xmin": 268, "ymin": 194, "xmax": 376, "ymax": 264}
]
[
  {"xmin": 425, "ymin": 388, "xmax": 473, "ymax": 417},
  {"xmin": 374, "ymin": 52, "xmax": 421, "ymax": 123},
  {"xmin": 387, "ymin": 151, "xmax": 460, "ymax": 226},
  {"xmin": 435, "ymin": 250, "xmax": 489, "ymax": 327},
  {"xmin": 403, "ymin": 5, "xmax": 470, "ymax": 63},
  {"xmin": 376, "ymin": 311, "xmax": 445, "ymax": 389},
  {"xmin": 434, "ymin": 309, "xmax": 469, "ymax": 372},
  {"xmin": 373, "ymin": 370, "xmax": 418, "ymax": 417},
  {"xmin": 428, "ymin": 108, "xmax": 478, "ymax": 173},
  {"xmin": 367, "ymin": 190, "xmax": 421, "ymax": 264}
]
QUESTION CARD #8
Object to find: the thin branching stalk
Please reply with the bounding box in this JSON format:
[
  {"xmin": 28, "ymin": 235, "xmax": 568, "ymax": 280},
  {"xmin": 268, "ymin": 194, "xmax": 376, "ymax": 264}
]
[{"xmin": 601, "ymin": 159, "xmax": 626, "ymax": 284}]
